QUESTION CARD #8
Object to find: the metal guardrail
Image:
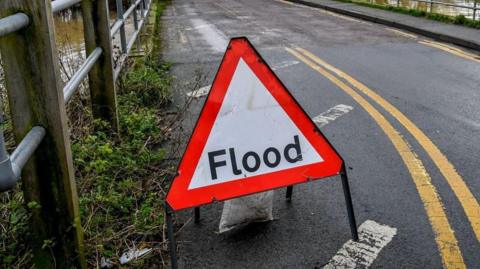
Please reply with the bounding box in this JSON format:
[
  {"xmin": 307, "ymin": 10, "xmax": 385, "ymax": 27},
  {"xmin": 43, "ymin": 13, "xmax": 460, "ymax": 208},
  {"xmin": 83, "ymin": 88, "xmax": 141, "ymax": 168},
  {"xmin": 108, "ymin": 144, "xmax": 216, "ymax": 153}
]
[
  {"xmin": 387, "ymin": 0, "xmax": 479, "ymax": 20},
  {"xmin": 113, "ymin": 0, "xmax": 153, "ymax": 80},
  {"xmin": 0, "ymin": 13, "xmax": 29, "ymax": 37},
  {"xmin": 0, "ymin": 0, "xmax": 154, "ymax": 266},
  {"xmin": 0, "ymin": 0, "xmax": 152, "ymax": 189},
  {"xmin": 63, "ymin": 47, "xmax": 103, "ymax": 102},
  {"xmin": 51, "ymin": 0, "xmax": 82, "ymax": 13},
  {"xmin": 0, "ymin": 11, "xmax": 43, "ymax": 192}
]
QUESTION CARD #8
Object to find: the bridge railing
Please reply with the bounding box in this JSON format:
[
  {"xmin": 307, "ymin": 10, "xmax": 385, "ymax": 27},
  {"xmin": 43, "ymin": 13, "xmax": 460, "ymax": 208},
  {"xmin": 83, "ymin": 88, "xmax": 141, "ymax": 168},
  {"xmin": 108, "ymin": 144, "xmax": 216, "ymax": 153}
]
[{"xmin": 0, "ymin": 0, "xmax": 153, "ymax": 267}]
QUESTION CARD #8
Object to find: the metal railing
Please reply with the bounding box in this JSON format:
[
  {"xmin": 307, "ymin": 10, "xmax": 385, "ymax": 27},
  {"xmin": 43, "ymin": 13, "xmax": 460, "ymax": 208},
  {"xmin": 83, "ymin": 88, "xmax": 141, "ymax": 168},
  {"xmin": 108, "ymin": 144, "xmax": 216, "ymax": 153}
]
[
  {"xmin": 0, "ymin": 13, "xmax": 29, "ymax": 36},
  {"xmin": 374, "ymin": 0, "xmax": 479, "ymax": 20},
  {"xmin": 113, "ymin": 0, "xmax": 153, "ymax": 80},
  {"xmin": 0, "ymin": 0, "xmax": 154, "ymax": 267},
  {"xmin": 0, "ymin": 0, "xmax": 152, "ymax": 190}
]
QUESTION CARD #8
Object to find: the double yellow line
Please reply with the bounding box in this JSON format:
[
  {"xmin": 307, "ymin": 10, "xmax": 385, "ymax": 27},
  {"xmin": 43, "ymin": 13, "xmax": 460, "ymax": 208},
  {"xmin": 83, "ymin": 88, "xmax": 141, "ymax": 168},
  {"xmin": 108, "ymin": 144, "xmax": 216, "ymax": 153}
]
[
  {"xmin": 384, "ymin": 28, "xmax": 480, "ymax": 63},
  {"xmin": 419, "ymin": 40, "xmax": 480, "ymax": 63},
  {"xmin": 287, "ymin": 47, "xmax": 480, "ymax": 268}
]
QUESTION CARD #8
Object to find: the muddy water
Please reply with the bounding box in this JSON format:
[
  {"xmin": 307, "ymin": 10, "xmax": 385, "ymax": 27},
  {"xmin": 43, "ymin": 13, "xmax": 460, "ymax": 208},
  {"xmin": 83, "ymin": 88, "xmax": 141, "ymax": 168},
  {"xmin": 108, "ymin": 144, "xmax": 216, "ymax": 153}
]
[
  {"xmin": 0, "ymin": 7, "xmax": 125, "ymax": 126},
  {"xmin": 54, "ymin": 9, "xmax": 87, "ymax": 83},
  {"xmin": 0, "ymin": 10, "xmax": 88, "ymax": 94},
  {"xmin": 53, "ymin": 7, "xmax": 138, "ymax": 82},
  {"xmin": 55, "ymin": 9, "xmax": 85, "ymax": 51}
]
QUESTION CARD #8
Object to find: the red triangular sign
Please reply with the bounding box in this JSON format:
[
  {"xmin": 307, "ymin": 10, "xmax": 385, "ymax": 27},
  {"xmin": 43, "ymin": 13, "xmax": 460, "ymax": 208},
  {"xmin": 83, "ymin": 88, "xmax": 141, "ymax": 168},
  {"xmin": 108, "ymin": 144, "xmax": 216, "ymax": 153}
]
[{"xmin": 166, "ymin": 37, "xmax": 343, "ymax": 211}]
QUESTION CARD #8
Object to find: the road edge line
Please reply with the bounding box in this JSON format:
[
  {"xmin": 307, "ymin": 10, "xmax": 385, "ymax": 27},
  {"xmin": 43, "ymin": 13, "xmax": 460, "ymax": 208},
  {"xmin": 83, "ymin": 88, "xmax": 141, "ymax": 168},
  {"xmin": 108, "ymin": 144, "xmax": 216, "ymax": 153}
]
[
  {"xmin": 287, "ymin": 47, "xmax": 466, "ymax": 268},
  {"xmin": 295, "ymin": 46, "xmax": 480, "ymax": 244}
]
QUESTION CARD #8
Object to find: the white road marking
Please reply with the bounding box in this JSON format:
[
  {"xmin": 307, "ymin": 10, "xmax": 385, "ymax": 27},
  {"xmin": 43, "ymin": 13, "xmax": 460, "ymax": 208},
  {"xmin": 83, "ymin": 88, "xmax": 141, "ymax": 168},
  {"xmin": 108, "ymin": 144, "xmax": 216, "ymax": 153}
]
[
  {"xmin": 386, "ymin": 28, "xmax": 417, "ymax": 39},
  {"xmin": 276, "ymin": 0, "xmax": 314, "ymax": 8},
  {"xmin": 323, "ymin": 220, "xmax": 397, "ymax": 269},
  {"xmin": 323, "ymin": 10, "xmax": 366, "ymax": 24},
  {"xmin": 185, "ymin": 24, "xmax": 211, "ymax": 31},
  {"xmin": 189, "ymin": 18, "xmax": 228, "ymax": 52},
  {"xmin": 179, "ymin": 31, "xmax": 188, "ymax": 44},
  {"xmin": 313, "ymin": 104, "xmax": 354, "ymax": 127},
  {"xmin": 271, "ymin": 60, "xmax": 300, "ymax": 70},
  {"xmin": 186, "ymin": 85, "xmax": 211, "ymax": 98}
]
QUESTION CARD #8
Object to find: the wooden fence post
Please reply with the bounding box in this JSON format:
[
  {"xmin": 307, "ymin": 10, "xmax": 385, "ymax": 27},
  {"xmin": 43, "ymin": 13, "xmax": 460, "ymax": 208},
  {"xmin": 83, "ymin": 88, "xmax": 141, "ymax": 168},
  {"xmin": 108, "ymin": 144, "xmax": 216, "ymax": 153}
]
[
  {"xmin": 0, "ymin": 1, "xmax": 86, "ymax": 268},
  {"xmin": 81, "ymin": 0, "xmax": 119, "ymax": 130}
]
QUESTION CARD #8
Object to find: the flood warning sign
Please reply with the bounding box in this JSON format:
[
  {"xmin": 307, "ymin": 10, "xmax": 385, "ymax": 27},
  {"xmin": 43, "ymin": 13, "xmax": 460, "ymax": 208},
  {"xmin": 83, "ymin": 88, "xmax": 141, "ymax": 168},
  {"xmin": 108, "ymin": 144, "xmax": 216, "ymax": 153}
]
[{"xmin": 166, "ymin": 37, "xmax": 343, "ymax": 211}]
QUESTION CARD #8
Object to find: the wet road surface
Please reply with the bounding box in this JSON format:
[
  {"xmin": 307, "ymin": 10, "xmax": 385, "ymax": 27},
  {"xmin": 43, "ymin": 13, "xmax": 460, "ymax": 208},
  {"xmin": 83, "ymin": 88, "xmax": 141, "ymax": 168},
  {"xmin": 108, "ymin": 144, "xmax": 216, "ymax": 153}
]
[{"xmin": 160, "ymin": 0, "xmax": 480, "ymax": 268}]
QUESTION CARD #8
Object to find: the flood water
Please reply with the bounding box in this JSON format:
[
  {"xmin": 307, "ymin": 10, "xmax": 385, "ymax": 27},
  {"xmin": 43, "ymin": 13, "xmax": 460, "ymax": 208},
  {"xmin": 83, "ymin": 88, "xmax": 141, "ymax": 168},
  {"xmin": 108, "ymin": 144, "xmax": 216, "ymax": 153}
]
[
  {"xmin": 54, "ymin": 9, "xmax": 87, "ymax": 84},
  {"xmin": 0, "ymin": 5, "xmax": 138, "ymax": 101},
  {"xmin": 53, "ymin": 7, "xmax": 138, "ymax": 84},
  {"xmin": 363, "ymin": 0, "xmax": 478, "ymax": 19}
]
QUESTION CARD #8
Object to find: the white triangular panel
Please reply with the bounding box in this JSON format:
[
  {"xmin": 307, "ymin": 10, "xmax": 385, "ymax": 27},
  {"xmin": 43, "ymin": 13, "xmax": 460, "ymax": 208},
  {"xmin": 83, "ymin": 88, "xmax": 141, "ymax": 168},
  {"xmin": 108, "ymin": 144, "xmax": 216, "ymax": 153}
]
[{"xmin": 188, "ymin": 59, "xmax": 323, "ymax": 189}]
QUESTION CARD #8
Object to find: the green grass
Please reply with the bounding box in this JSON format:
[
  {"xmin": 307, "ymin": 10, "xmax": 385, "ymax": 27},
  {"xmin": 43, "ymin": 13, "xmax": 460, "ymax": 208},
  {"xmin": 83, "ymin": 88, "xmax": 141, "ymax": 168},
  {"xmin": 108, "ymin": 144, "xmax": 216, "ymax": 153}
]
[
  {"xmin": 71, "ymin": 0, "xmax": 174, "ymax": 265},
  {"xmin": 0, "ymin": 191, "xmax": 31, "ymax": 268},
  {"xmin": 345, "ymin": 0, "xmax": 480, "ymax": 29},
  {"xmin": 0, "ymin": 0, "xmax": 173, "ymax": 267},
  {"xmin": 0, "ymin": 58, "xmax": 174, "ymax": 268},
  {"xmin": 72, "ymin": 56, "xmax": 172, "ymax": 267},
  {"xmin": 122, "ymin": 59, "xmax": 172, "ymax": 107}
]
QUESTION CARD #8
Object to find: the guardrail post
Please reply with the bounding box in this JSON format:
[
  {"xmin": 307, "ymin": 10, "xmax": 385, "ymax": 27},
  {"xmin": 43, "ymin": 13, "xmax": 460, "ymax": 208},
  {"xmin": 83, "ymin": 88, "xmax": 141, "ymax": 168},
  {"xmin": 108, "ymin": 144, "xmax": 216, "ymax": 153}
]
[
  {"xmin": 81, "ymin": 0, "xmax": 119, "ymax": 130},
  {"xmin": 144, "ymin": 0, "xmax": 151, "ymax": 25},
  {"xmin": 0, "ymin": 0, "xmax": 86, "ymax": 268},
  {"xmin": 116, "ymin": 0, "xmax": 128, "ymax": 53},
  {"xmin": 132, "ymin": 0, "xmax": 141, "ymax": 51},
  {"xmin": 140, "ymin": 0, "xmax": 146, "ymax": 19},
  {"xmin": 474, "ymin": 1, "xmax": 477, "ymax": 21}
]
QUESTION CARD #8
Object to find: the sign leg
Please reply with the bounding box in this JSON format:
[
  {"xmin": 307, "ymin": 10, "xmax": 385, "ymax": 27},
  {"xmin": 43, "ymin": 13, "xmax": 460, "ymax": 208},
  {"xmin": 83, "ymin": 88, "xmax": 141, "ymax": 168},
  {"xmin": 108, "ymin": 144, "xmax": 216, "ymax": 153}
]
[
  {"xmin": 165, "ymin": 203, "xmax": 178, "ymax": 269},
  {"xmin": 194, "ymin": 207, "xmax": 200, "ymax": 223},
  {"xmin": 286, "ymin": 186, "xmax": 293, "ymax": 202},
  {"xmin": 340, "ymin": 165, "xmax": 359, "ymax": 241}
]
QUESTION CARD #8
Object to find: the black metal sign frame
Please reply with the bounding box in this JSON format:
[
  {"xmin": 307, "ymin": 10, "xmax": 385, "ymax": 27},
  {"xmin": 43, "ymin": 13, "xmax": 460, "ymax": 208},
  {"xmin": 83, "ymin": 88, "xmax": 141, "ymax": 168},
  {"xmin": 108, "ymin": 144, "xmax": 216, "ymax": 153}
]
[{"xmin": 164, "ymin": 163, "xmax": 358, "ymax": 269}]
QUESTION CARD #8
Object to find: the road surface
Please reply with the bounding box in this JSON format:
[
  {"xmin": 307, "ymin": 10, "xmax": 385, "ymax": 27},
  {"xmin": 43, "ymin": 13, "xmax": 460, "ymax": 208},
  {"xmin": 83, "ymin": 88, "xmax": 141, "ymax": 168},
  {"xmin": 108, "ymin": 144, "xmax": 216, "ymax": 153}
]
[{"xmin": 160, "ymin": 0, "xmax": 480, "ymax": 268}]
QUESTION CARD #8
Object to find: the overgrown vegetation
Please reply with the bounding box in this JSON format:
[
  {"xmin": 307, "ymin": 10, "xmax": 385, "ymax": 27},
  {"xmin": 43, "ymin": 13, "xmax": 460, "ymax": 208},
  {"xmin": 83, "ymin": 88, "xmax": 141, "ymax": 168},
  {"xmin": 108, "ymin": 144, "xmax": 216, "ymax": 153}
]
[
  {"xmin": 1, "ymin": 0, "xmax": 175, "ymax": 267},
  {"xmin": 73, "ymin": 57, "xmax": 173, "ymax": 268},
  {"xmin": 0, "ymin": 191, "xmax": 31, "ymax": 267},
  {"xmin": 339, "ymin": 0, "xmax": 480, "ymax": 29}
]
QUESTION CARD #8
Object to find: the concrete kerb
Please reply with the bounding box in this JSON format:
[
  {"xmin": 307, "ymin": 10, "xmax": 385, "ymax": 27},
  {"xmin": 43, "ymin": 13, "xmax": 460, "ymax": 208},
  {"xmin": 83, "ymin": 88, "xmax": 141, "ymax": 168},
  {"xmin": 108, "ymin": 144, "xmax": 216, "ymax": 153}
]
[{"xmin": 285, "ymin": 0, "xmax": 480, "ymax": 52}]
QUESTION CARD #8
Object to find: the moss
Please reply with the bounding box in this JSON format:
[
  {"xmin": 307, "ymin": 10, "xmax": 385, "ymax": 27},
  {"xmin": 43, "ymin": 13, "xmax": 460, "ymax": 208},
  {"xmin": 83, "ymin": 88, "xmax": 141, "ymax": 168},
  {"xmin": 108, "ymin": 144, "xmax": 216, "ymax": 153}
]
[{"xmin": 151, "ymin": 0, "xmax": 170, "ymax": 59}]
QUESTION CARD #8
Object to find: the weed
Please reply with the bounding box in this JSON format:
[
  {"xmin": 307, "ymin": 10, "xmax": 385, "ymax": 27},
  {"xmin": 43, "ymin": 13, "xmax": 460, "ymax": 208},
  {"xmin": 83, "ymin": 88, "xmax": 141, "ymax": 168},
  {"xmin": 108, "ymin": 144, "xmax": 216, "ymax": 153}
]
[
  {"xmin": 71, "ymin": 42, "xmax": 174, "ymax": 269},
  {"xmin": 72, "ymin": 1, "xmax": 174, "ymax": 265},
  {"xmin": 0, "ymin": 191, "xmax": 32, "ymax": 268},
  {"xmin": 453, "ymin": 14, "xmax": 467, "ymax": 25},
  {"xmin": 122, "ymin": 58, "xmax": 172, "ymax": 107},
  {"xmin": 0, "ymin": 0, "xmax": 174, "ymax": 267}
]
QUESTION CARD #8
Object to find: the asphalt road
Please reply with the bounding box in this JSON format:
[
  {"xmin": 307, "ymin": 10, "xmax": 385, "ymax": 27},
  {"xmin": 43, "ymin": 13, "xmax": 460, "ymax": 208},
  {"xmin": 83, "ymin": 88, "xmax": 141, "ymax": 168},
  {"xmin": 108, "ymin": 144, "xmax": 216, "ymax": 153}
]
[{"xmin": 160, "ymin": 0, "xmax": 480, "ymax": 268}]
